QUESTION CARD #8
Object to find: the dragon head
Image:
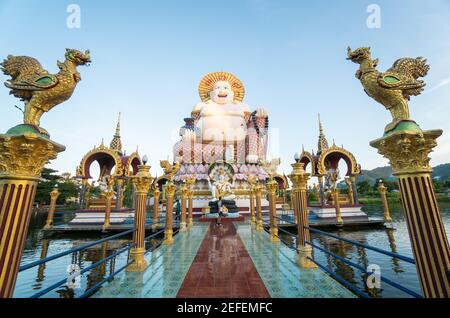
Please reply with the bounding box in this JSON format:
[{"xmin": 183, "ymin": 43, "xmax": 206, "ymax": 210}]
[
  {"xmin": 347, "ymin": 47, "xmax": 371, "ymax": 64},
  {"xmin": 65, "ymin": 49, "xmax": 91, "ymax": 66}
]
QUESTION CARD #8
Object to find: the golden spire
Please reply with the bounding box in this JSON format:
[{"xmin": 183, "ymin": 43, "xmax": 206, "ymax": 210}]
[
  {"xmin": 317, "ymin": 113, "xmax": 329, "ymax": 154},
  {"xmin": 110, "ymin": 112, "xmax": 122, "ymax": 153}
]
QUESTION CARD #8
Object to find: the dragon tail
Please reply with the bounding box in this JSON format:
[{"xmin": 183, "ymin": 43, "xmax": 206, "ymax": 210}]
[
  {"xmin": 0, "ymin": 55, "xmax": 45, "ymax": 81},
  {"xmin": 392, "ymin": 57, "xmax": 430, "ymax": 79}
]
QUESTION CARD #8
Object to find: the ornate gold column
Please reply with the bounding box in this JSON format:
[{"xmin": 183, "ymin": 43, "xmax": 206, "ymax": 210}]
[
  {"xmin": 163, "ymin": 182, "xmax": 177, "ymax": 245},
  {"xmin": 318, "ymin": 175, "xmax": 325, "ymax": 206},
  {"xmin": 187, "ymin": 189, "xmax": 194, "ymax": 227},
  {"xmin": 333, "ymin": 188, "xmax": 343, "ymax": 226},
  {"xmin": 255, "ymin": 182, "xmax": 263, "ymax": 231},
  {"xmin": 43, "ymin": 186, "xmax": 60, "ymax": 229},
  {"xmin": 184, "ymin": 175, "xmax": 196, "ymax": 227},
  {"xmin": 0, "ymin": 128, "xmax": 65, "ymax": 298},
  {"xmin": 349, "ymin": 176, "xmax": 358, "ymax": 205},
  {"xmin": 127, "ymin": 164, "xmax": 152, "ymax": 272},
  {"xmin": 102, "ymin": 190, "xmax": 114, "ymax": 231},
  {"xmin": 378, "ymin": 180, "xmax": 392, "ymax": 223},
  {"xmin": 79, "ymin": 178, "xmax": 88, "ymax": 209},
  {"xmin": 152, "ymin": 188, "xmax": 160, "ymax": 230},
  {"xmin": 180, "ymin": 184, "xmax": 188, "ymax": 231},
  {"xmin": 267, "ymin": 178, "xmax": 280, "ymax": 242},
  {"xmin": 288, "ymin": 162, "xmax": 316, "ymax": 269},
  {"xmin": 345, "ymin": 177, "xmax": 355, "ymax": 206},
  {"xmin": 248, "ymin": 176, "xmax": 256, "ymax": 224},
  {"xmin": 249, "ymin": 187, "xmax": 256, "ymax": 224},
  {"xmin": 115, "ymin": 177, "xmax": 125, "ymax": 210},
  {"xmin": 371, "ymin": 125, "xmax": 450, "ymax": 297}
]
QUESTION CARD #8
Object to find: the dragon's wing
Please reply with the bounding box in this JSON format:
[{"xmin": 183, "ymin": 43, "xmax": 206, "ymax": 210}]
[
  {"xmin": 5, "ymin": 73, "xmax": 58, "ymax": 91},
  {"xmin": 377, "ymin": 57, "xmax": 429, "ymax": 97},
  {"xmin": 377, "ymin": 71, "xmax": 425, "ymax": 98}
]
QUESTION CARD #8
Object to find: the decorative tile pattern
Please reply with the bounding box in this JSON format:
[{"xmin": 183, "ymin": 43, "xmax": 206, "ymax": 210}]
[
  {"xmin": 92, "ymin": 224, "xmax": 210, "ymax": 298},
  {"xmin": 235, "ymin": 222, "xmax": 356, "ymax": 298}
]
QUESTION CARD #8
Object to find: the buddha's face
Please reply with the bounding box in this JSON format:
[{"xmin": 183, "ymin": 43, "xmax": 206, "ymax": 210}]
[{"xmin": 210, "ymin": 81, "xmax": 234, "ymax": 105}]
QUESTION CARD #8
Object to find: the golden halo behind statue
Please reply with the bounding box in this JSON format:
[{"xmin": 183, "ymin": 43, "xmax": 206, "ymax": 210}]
[{"xmin": 198, "ymin": 71, "xmax": 245, "ymax": 102}]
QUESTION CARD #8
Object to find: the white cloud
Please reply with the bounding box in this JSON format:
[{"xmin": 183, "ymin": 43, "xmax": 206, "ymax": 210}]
[{"xmin": 427, "ymin": 77, "xmax": 450, "ymax": 93}]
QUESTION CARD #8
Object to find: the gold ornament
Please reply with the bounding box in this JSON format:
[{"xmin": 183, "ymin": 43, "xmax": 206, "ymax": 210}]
[
  {"xmin": 160, "ymin": 160, "xmax": 180, "ymax": 181},
  {"xmin": 266, "ymin": 178, "xmax": 278, "ymax": 195},
  {"xmin": 131, "ymin": 165, "xmax": 153, "ymax": 194},
  {"xmin": 288, "ymin": 163, "xmax": 309, "ymax": 191},
  {"xmin": 198, "ymin": 71, "xmax": 245, "ymax": 102},
  {"xmin": 347, "ymin": 47, "xmax": 429, "ymax": 133},
  {"xmin": 0, "ymin": 133, "xmax": 65, "ymax": 179},
  {"xmin": 370, "ymin": 129, "xmax": 442, "ymax": 175},
  {"xmin": 1, "ymin": 49, "xmax": 91, "ymax": 130}
]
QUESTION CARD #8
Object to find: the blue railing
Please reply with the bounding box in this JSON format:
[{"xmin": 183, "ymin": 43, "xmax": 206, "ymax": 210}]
[
  {"xmin": 306, "ymin": 227, "xmax": 415, "ymax": 264},
  {"xmin": 267, "ymin": 216, "xmax": 421, "ymax": 298},
  {"xmin": 19, "ymin": 229, "xmax": 135, "ymax": 272},
  {"xmin": 32, "ymin": 243, "xmax": 134, "ymax": 298},
  {"xmin": 19, "ymin": 216, "xmax": 176, "ymax": 298}
]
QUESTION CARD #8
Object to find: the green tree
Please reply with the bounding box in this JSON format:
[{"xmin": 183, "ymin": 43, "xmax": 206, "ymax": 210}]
[
  {"xmin": 356, "ymin": 180, "xmax": 371, "ymax": 195},
  {"xmin": 35, "ymin": 168, "xmax": 80, "ymax": 205},
  {"xmin": 35, "ymin": 168, "xmax": 61, "ymax": 205}
]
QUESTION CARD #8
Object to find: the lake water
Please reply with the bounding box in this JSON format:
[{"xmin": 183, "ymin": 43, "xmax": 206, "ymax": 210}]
[
  {"xmin": 13, "ymin": 202, "xmax": 450, "ymax": 298},
  {"xmin": 279, "ymin": 202, "xmax": 450, "ymax": 298}
]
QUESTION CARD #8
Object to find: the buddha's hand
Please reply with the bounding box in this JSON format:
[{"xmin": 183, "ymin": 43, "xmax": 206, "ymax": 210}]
[{"xmin": 255, "ymin": 107, "xmax": 268, "ymax": 118}]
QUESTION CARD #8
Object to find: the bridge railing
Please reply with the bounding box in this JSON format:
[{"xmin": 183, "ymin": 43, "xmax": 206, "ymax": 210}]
[
  {"xmin": 18, "ymin": 218, "xmax": 172, "ymax": 298},
  {"xmin": 266, "ymin": 216, "xmax": 422, "ymax": 298}
]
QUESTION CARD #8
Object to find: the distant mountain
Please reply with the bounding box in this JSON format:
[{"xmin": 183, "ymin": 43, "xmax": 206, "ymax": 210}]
[
  {"xmin": 356, "ymin": 163, "xmax": 450, "ymax": 184},
  {"xmin": 432, "ymin": 164, "xmax": 450, "ymax": 181}
]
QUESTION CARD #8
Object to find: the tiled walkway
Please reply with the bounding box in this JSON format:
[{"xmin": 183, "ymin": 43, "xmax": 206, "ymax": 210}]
[
  {"xmin": 177, "ymin": 223, "xmax": 270, "ymax": 298},
  {"xmin": 236, "ymin": 223, "xmax": 355, "ymax": 297},
  {"xmin": 93, "ymin": 221, "xmax": 355, "ymax": 298},
  {"xmin": 93, "ymin": 223, "xmax": 210, "ymax": 297}
]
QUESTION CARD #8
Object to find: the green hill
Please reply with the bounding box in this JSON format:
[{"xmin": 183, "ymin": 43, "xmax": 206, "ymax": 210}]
[{"xmin": 356, "ymin": 163, "xmax": 450, "ymax": 184}]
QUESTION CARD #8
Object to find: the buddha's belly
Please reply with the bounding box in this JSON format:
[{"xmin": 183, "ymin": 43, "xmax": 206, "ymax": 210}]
[{"xmin": 197, "ymin": 115, "xmax": 247, "ymax": 143}]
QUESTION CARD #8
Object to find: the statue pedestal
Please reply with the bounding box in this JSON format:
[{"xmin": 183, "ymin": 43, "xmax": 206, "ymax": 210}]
[{"xmin": 208, "ymin": 199, "xmax": 239, "ymax": 214}]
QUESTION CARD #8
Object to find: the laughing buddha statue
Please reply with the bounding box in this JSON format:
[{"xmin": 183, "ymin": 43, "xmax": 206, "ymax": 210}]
[{"xmin": 176, "ymin": 72, "xmax": 269, "ymax": 164}]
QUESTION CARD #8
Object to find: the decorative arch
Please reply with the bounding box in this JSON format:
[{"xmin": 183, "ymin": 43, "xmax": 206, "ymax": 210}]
[
  {"xmin": 299, "ymin": 151, "xmax": 316, "ymax": 175},
  {"xmin": 273, "ymin": 174, "xmax": 289, "ymax": 190},
  {"xmin": 76, "ymin": 144, "xmax": 123, "ymax": 180},
  {"xmin": 155, "ymin": 176, "xmax": 170, "ymax": 191},
  {"xmin": 123, "ymin": 152, "xmax": 142, "ymax": 176},
  {"xmin": 316, "ymin": 145, "xmax": 361, "ymax": 176}
]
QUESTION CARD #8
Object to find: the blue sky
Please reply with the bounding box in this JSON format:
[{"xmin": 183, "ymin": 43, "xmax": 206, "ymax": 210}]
[{"xmin": 1, "ymin": 0, "xmax": 449, "ymax": 178}]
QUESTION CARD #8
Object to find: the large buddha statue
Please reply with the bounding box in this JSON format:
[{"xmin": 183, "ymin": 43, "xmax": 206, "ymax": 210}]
[
  {"xmin": 172, "ymin": 72, "xmax": 272, "ymax": 217},
  {"xmin": 174, "ymin": 72, "xmax": 269, "ymax": 165}
]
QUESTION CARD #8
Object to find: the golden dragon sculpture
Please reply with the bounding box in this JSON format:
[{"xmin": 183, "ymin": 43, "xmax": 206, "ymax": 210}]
[
  {"xmin": 160, "ymin": 160, "xmax": 181, "ymax": 181},
  {"xmin": 347, "ymin": 47, "xmax": 429, "ymax": 133},
  {"xmin": 1, "ymin": 49, "xmax": 91, "ymax": 133}
]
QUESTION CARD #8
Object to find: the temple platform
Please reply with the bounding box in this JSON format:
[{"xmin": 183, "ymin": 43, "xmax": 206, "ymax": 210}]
[
  {"xmin": 308, "ymin": 204, "xmax": 368, "ymax": 220},
  {"xmin": 68, "ymin": 208, "xmax": 135, "ymax": 226}
]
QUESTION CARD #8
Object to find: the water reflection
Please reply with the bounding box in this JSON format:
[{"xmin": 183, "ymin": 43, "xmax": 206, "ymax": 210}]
[
  {"xmin": 15, "ymin": 209, "xmax": 149, "ymax": 298},
  {"xmin": 277, "ymin": 202, "xmax": 450, "ymax": 298},
  {"xmin": 15, "ymin": 203, "xmax": 450, "ymax": 298}
]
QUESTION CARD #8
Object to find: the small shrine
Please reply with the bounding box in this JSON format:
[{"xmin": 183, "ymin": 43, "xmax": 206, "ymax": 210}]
[
  {"xmin": 171, "ymin": 72, "xmax": 283, "ymax": 216},
  {"xmin": 75, "ymin": 113, "xmax": 142, "ymax": 211},
  {"xmin": 297, "ymin": 115, "xmax": 367, "ymax": 220}
]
